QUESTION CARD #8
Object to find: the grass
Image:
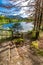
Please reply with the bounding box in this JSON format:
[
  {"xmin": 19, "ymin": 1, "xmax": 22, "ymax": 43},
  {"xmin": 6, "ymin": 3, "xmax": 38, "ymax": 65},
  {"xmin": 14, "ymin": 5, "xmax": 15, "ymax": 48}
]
[{"xmin": 0, "ymin": 31, "xmax": 12, "ymax": 40}]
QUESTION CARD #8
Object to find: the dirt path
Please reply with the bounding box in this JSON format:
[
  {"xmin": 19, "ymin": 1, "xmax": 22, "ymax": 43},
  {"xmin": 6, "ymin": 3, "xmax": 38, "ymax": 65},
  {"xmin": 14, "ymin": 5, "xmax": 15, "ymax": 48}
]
[{"xmin": 0, "ymin": 40, "xmax": 43, "ymax": 65}]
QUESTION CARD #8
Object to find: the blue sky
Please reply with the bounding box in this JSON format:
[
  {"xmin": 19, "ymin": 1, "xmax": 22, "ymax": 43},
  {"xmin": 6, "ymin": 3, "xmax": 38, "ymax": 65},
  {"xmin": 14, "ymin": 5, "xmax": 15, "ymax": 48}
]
[{"xmin": 0, "ymin": 0, "xmax": 34, "ymax": 18}]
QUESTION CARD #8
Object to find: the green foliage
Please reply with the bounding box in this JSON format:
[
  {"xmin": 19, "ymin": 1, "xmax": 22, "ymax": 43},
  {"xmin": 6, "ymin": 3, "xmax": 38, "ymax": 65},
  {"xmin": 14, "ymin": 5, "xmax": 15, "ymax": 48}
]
[
  {"xmin": 31, "ymin": 41, "xmax": 39, "ymax": 49},
  {"xmin": 31, "ymin": 31, "xmax": 36, "ymax": 39},
  {"xmin": 27, "ymin": 30, "xmax": 36, "ymax": 39},
  {"xmin": 28, "ymin": 30, "xmax": 32, "ymax": 33},
  {"xmin": 12, "ymin": 22, "xmax": 23, "ymax": 33},
  {"xmin": 32, "ymin": 32, "xmax": 36, "ymax": 38},
  {"xmin": 0, "ymin": 31, "xmax": 12, "ymax": 40},
  {"xmin": 13, "ymin": 38, "xmax": 24, "ymax": 44},
  {"xmin": 0, "ymin": 15, "xmax": 33, "ymax": 24},
  {"xmin": 31, "ymin": 41, "xmax": 43, "ymax": 56}
]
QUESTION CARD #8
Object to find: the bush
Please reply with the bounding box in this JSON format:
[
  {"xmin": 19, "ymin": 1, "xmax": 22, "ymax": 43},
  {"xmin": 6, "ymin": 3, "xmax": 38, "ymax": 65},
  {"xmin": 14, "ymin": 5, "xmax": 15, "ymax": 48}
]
[
  {"xmin": 31, "ymin": 41, "xmax": 39, "ymax": 49},
  {"xmin": 31, "ymin": 41, "xmax": 43, "ymax": 56},
  {"xmin": 13, "ymin": 38, "xmax": 24, "ymax": 44}
]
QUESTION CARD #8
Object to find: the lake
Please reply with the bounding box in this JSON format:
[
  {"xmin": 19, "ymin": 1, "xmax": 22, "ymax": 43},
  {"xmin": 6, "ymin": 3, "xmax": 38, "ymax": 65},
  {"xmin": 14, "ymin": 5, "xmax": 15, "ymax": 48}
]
[{"xmin": 2, "ymin": 22, "xmax": 34, "ymax": 32}]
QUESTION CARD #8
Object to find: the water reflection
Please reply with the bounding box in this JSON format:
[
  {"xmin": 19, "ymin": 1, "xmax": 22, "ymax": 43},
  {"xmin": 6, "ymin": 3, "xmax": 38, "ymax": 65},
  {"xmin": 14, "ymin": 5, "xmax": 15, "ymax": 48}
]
[{"xmin": 2, "ymin": 22, "xmax": 34, "ymax": 32}]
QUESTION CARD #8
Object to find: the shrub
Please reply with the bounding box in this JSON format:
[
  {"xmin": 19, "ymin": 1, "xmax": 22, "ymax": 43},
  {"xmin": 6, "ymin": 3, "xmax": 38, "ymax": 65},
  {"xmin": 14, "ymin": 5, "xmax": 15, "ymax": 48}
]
[
  {"xmin": 31, "ymin": 41, "xmax": 43, "ymax": 56},
  {"xmin": 13, "ymin": 38, "xmax": 24, "ymax": 44},
  {"xmin": 31, "ymin": 41, "xmax": 39, "ymax": 49}
]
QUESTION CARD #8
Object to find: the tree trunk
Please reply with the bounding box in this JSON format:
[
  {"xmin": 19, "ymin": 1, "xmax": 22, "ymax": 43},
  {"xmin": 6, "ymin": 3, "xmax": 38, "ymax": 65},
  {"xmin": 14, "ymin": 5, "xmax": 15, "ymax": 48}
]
[
  {"xmin": 34, "ymin": 0, "xmax": 43, "ymax": 39},
  {"xmin": 35, "ymin": 30, "xmax": 39, "ymax": 39}
]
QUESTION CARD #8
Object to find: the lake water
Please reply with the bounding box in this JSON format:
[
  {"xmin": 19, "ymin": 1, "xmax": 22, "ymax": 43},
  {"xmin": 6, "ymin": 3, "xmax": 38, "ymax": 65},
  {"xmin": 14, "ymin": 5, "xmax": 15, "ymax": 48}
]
[{"xmin": 2, "ymin": 22, "xmax": 34, "ymax": 32}]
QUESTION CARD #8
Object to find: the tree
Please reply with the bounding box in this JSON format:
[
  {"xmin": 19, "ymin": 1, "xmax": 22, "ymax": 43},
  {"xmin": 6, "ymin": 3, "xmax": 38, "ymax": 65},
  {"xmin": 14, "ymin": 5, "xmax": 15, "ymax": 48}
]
[
  {"xmin": 12, "ymin": 22, "xmax": 23, "ymax": 33},
  {"xmin": 34, "ymin": 0, "xmax": 43, "ymax": 39},
  {"xmin": 11, "ymin": 22, "xmax": 23, "ymax": 38}
]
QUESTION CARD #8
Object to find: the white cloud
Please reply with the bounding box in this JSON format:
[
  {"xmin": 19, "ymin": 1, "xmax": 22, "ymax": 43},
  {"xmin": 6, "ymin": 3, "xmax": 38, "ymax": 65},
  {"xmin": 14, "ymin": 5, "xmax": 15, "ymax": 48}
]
[
  {"xmin": 21, "ymin": 0, "xmax": 29, "ymax": 6},
  {"xmin": 0, "ymin": 0, "xmax": 35, "ymax": 18}
]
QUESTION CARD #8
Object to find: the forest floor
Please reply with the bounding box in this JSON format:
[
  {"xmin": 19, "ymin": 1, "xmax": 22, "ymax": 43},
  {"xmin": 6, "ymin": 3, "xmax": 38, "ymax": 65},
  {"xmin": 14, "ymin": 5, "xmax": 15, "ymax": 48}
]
[{"xmin": 0, "ymin": 38, "xmax": 43, "ymax": 65}]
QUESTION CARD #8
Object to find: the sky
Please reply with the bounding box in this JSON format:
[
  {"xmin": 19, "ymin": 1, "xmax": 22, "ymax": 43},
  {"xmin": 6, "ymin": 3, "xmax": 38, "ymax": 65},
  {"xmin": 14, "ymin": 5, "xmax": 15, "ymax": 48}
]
[{"xmin": 0, "ymin": 0, "xmax": 35, "ymax": 18}]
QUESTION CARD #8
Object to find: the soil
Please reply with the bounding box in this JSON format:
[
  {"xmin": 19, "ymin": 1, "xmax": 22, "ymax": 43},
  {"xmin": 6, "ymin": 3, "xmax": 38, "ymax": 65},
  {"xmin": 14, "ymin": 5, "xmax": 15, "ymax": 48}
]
[{"xmin": 0, "ymin": 40, "xmax": 43, "ymax": 65}]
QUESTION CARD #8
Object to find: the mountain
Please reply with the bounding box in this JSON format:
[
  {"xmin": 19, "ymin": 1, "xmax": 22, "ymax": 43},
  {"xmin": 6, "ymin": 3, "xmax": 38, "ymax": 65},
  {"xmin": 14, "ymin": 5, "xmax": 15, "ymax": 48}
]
[{"xmin": 5, "ymin": 15, "xmax": 24, "ymax": 19}]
